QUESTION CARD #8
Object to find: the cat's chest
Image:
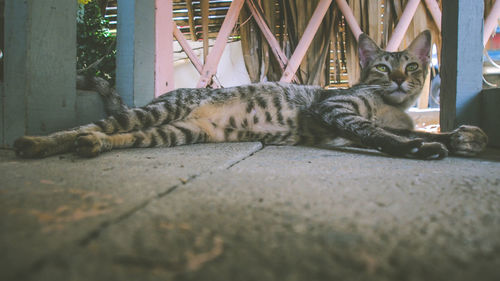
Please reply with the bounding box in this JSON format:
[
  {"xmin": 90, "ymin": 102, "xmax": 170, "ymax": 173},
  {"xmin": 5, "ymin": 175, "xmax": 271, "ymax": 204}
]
[{"xmin": 372, "ymin": 104, "xmax": 414, "ymax": 130}]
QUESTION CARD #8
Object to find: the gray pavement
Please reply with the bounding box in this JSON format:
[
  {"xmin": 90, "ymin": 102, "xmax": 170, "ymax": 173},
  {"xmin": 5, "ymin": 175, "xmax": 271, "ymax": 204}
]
[{"xmin": 1, "ymin": 143, "xmax": 500, "ymax": 281}]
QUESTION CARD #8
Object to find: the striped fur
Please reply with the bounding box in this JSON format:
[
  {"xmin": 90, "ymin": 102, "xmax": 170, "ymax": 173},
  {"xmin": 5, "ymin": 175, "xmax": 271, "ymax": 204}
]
[{"xmin": 14, "ymin": 31, "xmax": 487, "ymax": 159}]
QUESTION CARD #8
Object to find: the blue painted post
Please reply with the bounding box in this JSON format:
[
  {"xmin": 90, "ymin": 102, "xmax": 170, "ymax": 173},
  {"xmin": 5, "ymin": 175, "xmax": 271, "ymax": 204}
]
[
  {"xmin": 440, "ymin": 0, "xmax": 484, "ymax": 131},
  {"xmin": 116, "ymin": 0, "xmax": 155, "ymax": 107},
  {"xmin": 1, "ymin": 0, "xmax": 77, "ymax": 147}
]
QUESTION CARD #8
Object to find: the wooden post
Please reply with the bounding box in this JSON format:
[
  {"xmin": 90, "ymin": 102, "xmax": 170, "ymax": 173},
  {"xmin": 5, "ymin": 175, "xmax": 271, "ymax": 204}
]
[
  {"xmin": 280, "ymin": 0, "xmax": 332, "ymax": 83},
  {"xmin": 440, "ymin": 0, "xmax": 483, "ymax": 131},
  {"xmin": 2, "ymin": 0, "xmax": 77, "ymax": 146},
  {"xmin": 116, "ymin": 0, "xmax": 155, "ymax": 107},
  {"xmin": 155, "ymin": 0, "xmax": 175, "ymax": 97}
]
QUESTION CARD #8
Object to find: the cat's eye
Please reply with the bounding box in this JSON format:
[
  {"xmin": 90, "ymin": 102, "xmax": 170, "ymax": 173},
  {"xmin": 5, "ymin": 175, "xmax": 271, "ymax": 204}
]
[
  {"xmin": 375, "ymin": 64, "xmax": 389, "ymax": 72},
  {"xmin": 406, "ymin": 63, "xmax": 419, "ymax": 71}
]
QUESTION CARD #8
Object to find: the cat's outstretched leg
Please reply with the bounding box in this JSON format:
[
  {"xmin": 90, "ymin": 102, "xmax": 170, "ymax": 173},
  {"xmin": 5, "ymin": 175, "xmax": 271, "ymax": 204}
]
[
  {"xmin": 14, "ymin": 102, "xmax": 176, "ymax": 158},
  {"xmin": 319, "ymin": 109, "xmax": 449, "ymax": 159},
  {"xmin": 74, "ymin": 120, "xmax": 209, "ymax": 157},
  {"xmin": 14, "ymin": 124, "xmax": 101, "ymax": 158},
  {"xmin": 384, "ymin": 125, "xmax": 488, "ymax": 156}
]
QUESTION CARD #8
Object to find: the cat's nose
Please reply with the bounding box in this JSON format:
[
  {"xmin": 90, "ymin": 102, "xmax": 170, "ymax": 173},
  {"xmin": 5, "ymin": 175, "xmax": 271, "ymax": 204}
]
[
  {"xmin": 393, "ymin": 78, "xmax": 405, "ymax": 85},
  {"xmin": 390, "ymin": 71, "xmax": 406, "ymax": 86}
]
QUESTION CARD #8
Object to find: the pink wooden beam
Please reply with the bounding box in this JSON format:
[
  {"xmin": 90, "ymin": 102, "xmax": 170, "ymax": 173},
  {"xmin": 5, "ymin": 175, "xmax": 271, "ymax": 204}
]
[
  {"xmin": 280, "ymin": 0, "xmax": 332, "ymax": 82},
  {"xmin": 173, "ymin": 23, "xmax": 221, "ymax": 88},
  {"xmin": 155, "ymin": 0, "xmax": 174, "ymax": 97},
  {"xmin": 386, "ymin": 0, "xmax": 420, "ymax": 51},
  {"xmin": 335, "ymin": 0, "xmax": 363, "ymax": 40},
  {"xmin": 173, "ymin": 24, "xmax": 204, "ymax": 74},
  {"xmin": 484, "ymin": 0, "xmax": 500, "ymax": 46},
  {"xmin": 423, "ymin": 0, "xmax": 441, "ymax": 32},
  {"xmin": 197, "ymin": 0, "xmax": 245, "ymax": 88}
]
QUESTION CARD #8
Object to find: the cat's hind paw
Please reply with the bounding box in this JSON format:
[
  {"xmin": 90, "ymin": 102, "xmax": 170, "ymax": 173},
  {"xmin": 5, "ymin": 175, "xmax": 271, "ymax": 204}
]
[
  {"xmin": 75, "ymin": 132, "xmax": 110, "ymax": 158},
  {"xmin": 14, "ymin": 136, "xmax": 52, "ymax": 158},
  {"xmin": 449, "ymin": 125, "xmax": 488, "ymax": 156}
]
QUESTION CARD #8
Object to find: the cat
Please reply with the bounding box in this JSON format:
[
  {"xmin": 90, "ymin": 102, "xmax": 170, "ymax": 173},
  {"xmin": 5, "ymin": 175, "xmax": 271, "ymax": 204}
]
[{"xmin": 13, "ymin": 30, "xmax": 487, "ymax": 160}]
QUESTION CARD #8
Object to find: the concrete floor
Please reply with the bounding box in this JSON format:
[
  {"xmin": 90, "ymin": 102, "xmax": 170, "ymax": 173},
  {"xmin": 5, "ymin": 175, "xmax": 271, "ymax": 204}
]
[{"xmin": 1, "ymin": 143, "xmax": 500, "ymax": 281}]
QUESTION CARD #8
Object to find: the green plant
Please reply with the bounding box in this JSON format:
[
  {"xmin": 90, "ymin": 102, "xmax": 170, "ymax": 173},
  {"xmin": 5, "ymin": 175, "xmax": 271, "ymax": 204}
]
[{"xmin": 77, "ymin": 0, "xmax": 116, "ymax": 85}]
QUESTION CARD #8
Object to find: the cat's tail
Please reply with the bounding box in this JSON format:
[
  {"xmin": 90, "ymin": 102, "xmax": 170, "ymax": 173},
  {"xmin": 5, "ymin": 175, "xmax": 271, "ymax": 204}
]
[{"xmin": 77, "ymin": 75, "xmax": 129, "ymax": 116}]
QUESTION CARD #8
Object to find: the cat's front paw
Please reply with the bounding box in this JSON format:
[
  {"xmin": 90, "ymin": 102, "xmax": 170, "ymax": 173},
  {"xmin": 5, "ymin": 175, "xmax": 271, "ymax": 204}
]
[
  {"xmin": 379, "ymin": 139, "xmax": 448, "ymax": 160},
  {"xmin": 14, "ymin": 136, "xmax": 52, "ymax": 158},
  {"xmin": 449, "ymin": 125, "xmax": 488, "ymax": 156},
  {"xmin": 411, "ymin": 142, "xmax": 448, "ymax": 160},
  {"xmin": 75, "ymin": 132, "xmax": 110, "ymax": 158}
]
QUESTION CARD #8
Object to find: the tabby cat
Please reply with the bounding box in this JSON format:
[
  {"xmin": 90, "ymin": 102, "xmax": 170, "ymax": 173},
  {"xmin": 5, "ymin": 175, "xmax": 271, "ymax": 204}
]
[{"xmin": 14, "ymin": 30, "xmax": 487, "ymax": 160}]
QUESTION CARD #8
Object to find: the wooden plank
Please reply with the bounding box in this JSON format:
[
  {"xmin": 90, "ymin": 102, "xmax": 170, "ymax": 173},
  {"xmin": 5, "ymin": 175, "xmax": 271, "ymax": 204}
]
[
  {"xmin": 385, "ymin": 0, "xmax": 420, "ymax": 51},
  {"xmin": 280, "ymin": 0, "xmax": 332, "ymax": 83},
  {"xmin": 197, "ymin": 0, "xmax": 245, "ymax": 88},
  {"xmin": 3, "ymin": 0, "xmax": 77, "ymax": 146},
  {"xmin": 156, "ymin": 0, "xmax": 175, "ymax": 97},
  {"xmin": 440, "ymin": 0, "xmax": 483, "ymax": 131},
  {"xmin": 185, "ymin": 0, "xmax": 198, "ymax": 41},
  {"xmin": 201, "ymin": 0, "xmax": 210, "ymax": 60}
]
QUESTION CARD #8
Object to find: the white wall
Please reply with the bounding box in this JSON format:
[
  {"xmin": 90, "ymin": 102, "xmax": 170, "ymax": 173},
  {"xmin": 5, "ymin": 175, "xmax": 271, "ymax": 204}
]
[{"xmin": 173, "ymin": 41, "xmax": 251, "ymax": 89}]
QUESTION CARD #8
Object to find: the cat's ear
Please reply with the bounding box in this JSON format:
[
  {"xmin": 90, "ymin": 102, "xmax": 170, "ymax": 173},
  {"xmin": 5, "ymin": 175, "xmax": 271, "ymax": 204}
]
[
  {"xmin": 358, "ymin": 33, "xmax": 381, "ymax": 69},
  {"xmin": 406, "ymin": 30, "xmax": 431, "ymax": 64}
]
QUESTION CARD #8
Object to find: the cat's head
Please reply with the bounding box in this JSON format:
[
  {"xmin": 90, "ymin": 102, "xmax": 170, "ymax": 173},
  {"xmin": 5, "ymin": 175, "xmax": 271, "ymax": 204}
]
[{"xmin": 358, "ymin": 30, "xmax": 431, "ymax": 109}]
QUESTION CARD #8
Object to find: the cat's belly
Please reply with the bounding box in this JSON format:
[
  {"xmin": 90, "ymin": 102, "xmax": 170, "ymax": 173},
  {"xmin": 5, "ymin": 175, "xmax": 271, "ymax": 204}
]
[{"xmin": 187, "ymin": 98, "xmax": 297, "ymax": 142}]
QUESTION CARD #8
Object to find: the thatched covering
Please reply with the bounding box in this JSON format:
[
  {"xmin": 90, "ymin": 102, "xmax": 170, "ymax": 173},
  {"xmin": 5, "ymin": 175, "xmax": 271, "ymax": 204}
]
[
  {"xmin": 239, "ymin": 0, "xmax": 446, "ymax": 86},
  {"xmin": 240, "ymin": 0, "xmax": 336, "ymax": 86}
]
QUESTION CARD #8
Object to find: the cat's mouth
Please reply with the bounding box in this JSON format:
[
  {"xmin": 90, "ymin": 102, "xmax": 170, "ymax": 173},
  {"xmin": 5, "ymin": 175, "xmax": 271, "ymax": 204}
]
[
  {"xmin": 390, "ymin": 88, "xmax": 407, "ymax": 96},
  {"xmin": 384, "ymin": 87, "xmax": 408, "ymax": 104}
]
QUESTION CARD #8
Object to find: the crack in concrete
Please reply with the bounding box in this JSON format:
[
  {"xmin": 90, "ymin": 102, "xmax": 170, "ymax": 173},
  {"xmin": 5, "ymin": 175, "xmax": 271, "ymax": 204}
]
[
  {"xmin": 224, "ymin": 142, "xmax": 264, "ymax": 170},
  {"xmin": 78, "ymin": 145, "xmax": 263, "ymax": 246},
  {"xmin": 20, "ymin": 144, "xmax": 264, "ymax": 278}
]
